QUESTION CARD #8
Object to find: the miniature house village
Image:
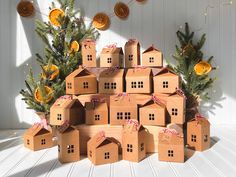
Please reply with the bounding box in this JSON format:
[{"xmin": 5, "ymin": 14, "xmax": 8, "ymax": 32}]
[{"xmin": 24, "ymin": 39, "xmax": 211, "ymax": 165}]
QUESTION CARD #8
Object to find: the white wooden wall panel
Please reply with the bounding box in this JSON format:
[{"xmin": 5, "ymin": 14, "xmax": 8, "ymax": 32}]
[{"xmin": 0, "ymin": 0, "xmax": 235, "ymax": 128}]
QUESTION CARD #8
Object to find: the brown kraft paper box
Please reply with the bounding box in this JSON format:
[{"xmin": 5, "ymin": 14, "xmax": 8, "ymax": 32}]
[
  {"xmin": 82, "ymin": 39, "xmax": 97, "ymax": 67},
  {"xmin": 124, "ymin": 39, "xmax": 140, "ymax": 68},
  {"xmin": 100, "ymin": 47, "xmax": 124, "ymax": 68},
  {"xmin": 142, "ymin": 45, "xmax": 163, "ymax": 67}
]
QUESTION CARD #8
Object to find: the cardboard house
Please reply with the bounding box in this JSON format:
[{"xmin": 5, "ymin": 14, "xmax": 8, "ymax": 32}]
[
  {"xmin": 50, "ymin": 96, "xmax": 85, "ymax": 126},
  {"xmin": 187, "ymin": 115, "xmax": 210, "ymax": 151},
  {"xmin": 142, "ymin": 45, "xmax": 163, "ymax": 67},
  {"xmin": 99, "ymin": 68, "xmax": 124, "ymax": 94},
  {"xmin": 100, "ymin": 47, "xmax": 124, "ymax": 68},
  {"xmin": 158, "ymin": 128, "xmax": 184, "ymax": 163},
  {"xmin": 85, "ymin": 99, "xmax": 108, "ymax": 125},
  {"xmin": 66, "ymin": 66, "xmax": 97, "ymax": 95},
  {"xmin": 87, "ymin": 131, "xmax": 119, "ymax": 165},
  {"xmin": 124, "ymin": 39, "xmax": 140, "ymax": 68},
  {"xmin": 122, "ymin": 119, "xmax": 146, "ymax": 162},
  {"xmin": 82, "ymin": 39, "xmax": 96, "ymax": 67},
  {"xmin": 110, "ymin": 94, "xmax": 138, "ymax": 125},
  {"xmin": 154, "ymin": 68, "xmax": 180, "ymax": 94},
  {"xmin": 24, "ymin": 124, "xmax": 53, "ymax": 151},
  {"xmin": 139, "ymin": 97, "xmax": 166, "ymax": 126},
  {"xmin": 57, "ymin": 123, "xmax": 80, "ymax": 163},
  {"xmin": 166, "ymin": 91, "xmax": 186, "ymax": 124},
  {"xmin": 126, "ymin": 68, "xmax": 153, "ymax": 94}
]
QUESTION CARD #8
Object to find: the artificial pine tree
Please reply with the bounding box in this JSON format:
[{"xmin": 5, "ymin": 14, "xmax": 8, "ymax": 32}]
[
  {"xmin": 170, "ymin": 23, "xmax": 216, "ymax": 121},
  {"xmin": 20, "ymin": 0, "xmax": 99, "ymax": 118}
]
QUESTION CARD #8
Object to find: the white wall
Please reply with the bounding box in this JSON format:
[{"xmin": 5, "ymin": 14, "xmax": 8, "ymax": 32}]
[{"xmin": 0, "ymin": 0, "xmax": 235, "ymax": 129}]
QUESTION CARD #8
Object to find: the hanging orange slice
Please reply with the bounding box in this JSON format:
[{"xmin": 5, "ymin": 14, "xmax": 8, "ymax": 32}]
[
  {"xmin": 69, "ymin": 41, "xmax": 80, "ymax": 53},
  {"xmin": 194, "ymin": 61, "xmax": 212, "ymax": 75},
  {"xmin": 114, "ymin": 2, "xmax": 129, "ymax": 19},
  {"xmin": 92, "ymin": 13, "xmax": 110, "ymax": 30},
  {"xmin": 42, "ymin": 64, "xmax": 59, "ymax": 80},
  {"xmin": 34, "ymin": 86, "xmax": 53, "ymax": 103},
  {"xmin": 49, "ymin": 8, "xmax": 65, "ymax": 27}
]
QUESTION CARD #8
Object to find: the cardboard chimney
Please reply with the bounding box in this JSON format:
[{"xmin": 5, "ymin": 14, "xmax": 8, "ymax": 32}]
[
  {"xmin": 124, "ymin": 39, "xmax": 140, "ymax": 68},
  {"xmin": 50, "ymin": 96, "xmax": 85, "ymax": 126},
  {"xmin": 126, "ymin": 68, "xmax": 153, "ymax": 94},
  {"xmin": 57, "ymin": 123, "xmax": 80, "ymax": 163},
  {"xmin": 24, "ymin": 124, "xmax": 53, "ymax": 151},
  {"xmin": 82, "ymin": 39, "xmax": 96, "ymax": 67},
  {"xmin": 85, "ymin": 99, "xmax": 108, "ymax": 125},
  {"xmin": 187, "ymin": 115, "xmax": 210, "ymax": 151},
  {"xmin": 154, "ymin": 68, "xmax": 180, "ymax": 94},
  {"xmin": 110, "ymin": 94, "xmax": 138, "ymax": 125},
  {"xmin": 66, "ymin": 66, "xmax": 97, "ymax": 95},
  {"xmin": 87, "ymin": 131, "xmax": 119, "ymax": 165},
  {"xmin": 142, "ymin": 45, "xmax": 163, "ymax": 67},
  {"xmin": 158, "ymin": 127, "xmax": 184, "ymax": 163},
  {"xmin": 122, "ymin": 119, "xmax": 146, "ymax": 162},
  {"xmin": 100, "ymin": 47, "xmax": 124, "ymax": 68},
  {"xmin": 99, "ymin": 68, "xmax": 124, "ymax": 94},
  {"xmin": 139, "ymin": 96, "xmax": 166, "ymax": 126}
]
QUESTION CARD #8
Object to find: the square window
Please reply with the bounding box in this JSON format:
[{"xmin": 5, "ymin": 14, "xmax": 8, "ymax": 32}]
[
  {"xmin": 168, "ymin": 150, "xmax": 174, "ymax": 157},
  {"xmin": 95, "ymin": 114, "xmax": 100, "ymax": 121},
  {"xmin": 89, "ymin": 150, "xmax": 92, "ymax": 157},
  {"xmin": 149, "ymin": 57, "xmax": 154, "ymax": 63},
  {"xmin": 141, "ymin": 143, "xmax": 144, "ymax": 151},
  {"xmin": 104, "ymin": 152, "xmax": 110, "ymax": 159},
  {"xmin": 137, "ymin": 81, "xmax": 143, "ymax": 88},
  {"xmin": 67, "ymin": 82, "xmax": 72, "ymax": 89},
  {"xmin": 125, "ymin": 112, "xmax": 131, "ymax": 119},
  {"xmin": 127, "ymin": 144, "xmax": 133, "ymax": 152},
  {"xmin": 58, "ymin": 145, "xmax": 60, "ymax": 152},
  {"xmin": 41, "ymin": 139, "xmax": 46, "ymax": 145},
  {"xmin": 67, "ymin": 145, "xmax": 74, "ymax": 153},
  {"xmin": 107, "ymin": 58, "xmax": 112, "ymax": 63},
  {"xmin": 171, "ymin": 108, "xmax": 178, "ymax": 116},
  {"xmin": 131, "ymin": 82, "xmax": 137, "ymax": 88},
  {"xmin": 87, "ymin": 55, "xmax": 92, "ymax": 61},
  {"xmin": 128, "ymin": 54, "xmax": 133, "ymax": 61},
  {"xmin": 57, "ymin": 114, "xmax": 62, "ymax": 121},
  {"xmin": 83, "ymin": 82, "xmax": 89, "ymax": 89},
  {"xmin": 149, "ymin": 114, "xmax": 155, "ymax": 120},
  {"xmin": 117, "ymin": 112, "xmax": 123, "ymax": 120},
  {"xmin": 111, "ymin": 82, "xmax": 117, "ymax": 89},
  {"xmin": 191, "ymin": 135, "xmax": 197, "ymax": 142},
  {"xmin": 204, "ymin": 135, "xmax": 208, "ymax": 142},
  {"xmin": 163, "ymin": 81, "xmax": 169, "ymax": 88},
  {"xmin": 27, "ymin": 139, "xmax": 30, "ymax": 145},
  {"xmin": 104, "ymin": 82, "xmax": 110, "ymax": 89}
]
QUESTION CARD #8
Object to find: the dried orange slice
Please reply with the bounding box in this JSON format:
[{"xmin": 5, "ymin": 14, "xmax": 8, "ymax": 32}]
[
  {"xmin": 49, "ymin": 8, "xmax": 64, "ymax": 27},
  {"xmin": 42, "ymin": 64, "xmax": 59, "ymax": 80},
  {"xmin": 194, "ymin": 61, "xmax": 212, "ymax": 75},
  {"xmin": 92, "ymin": 13, "xmax": 110, "ymax": 30},
  {"xmin": 69, "ymin": 41, "xmax": 80, "ymax": 53},
  {"xmin": 17, "ymin": 1, "xmax": 35, "ymax": 17},
  {"xmin": 34, "ymin": 86, "xmax": 53, "ymax": 103},
  {"xmin": 114, "ymin": 2, "xmax": 129, "ymax": 19}
]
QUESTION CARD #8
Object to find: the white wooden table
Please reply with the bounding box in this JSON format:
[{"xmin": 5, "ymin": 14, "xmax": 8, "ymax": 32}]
[{"xmin": 0, "ymin": 125, "xmax": 236, "ymax": 177}]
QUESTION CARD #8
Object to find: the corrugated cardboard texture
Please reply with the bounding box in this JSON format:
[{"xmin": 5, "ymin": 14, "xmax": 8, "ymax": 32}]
[
  {"xmin": 126, "ymin": 68, "xmax": 153, "ymax": 94},
  {"xmin": 142, "ymin": 46, "xmax": 163, "ymax": 67},
  {"xmin": 100, "ymin": 47, "xmax": 124, "ymax": 67},
  {"xmin": 82, "ymin": 40, "xmax": 96, "ymax": 67},
  {"xmin": 125, "ymin": 40, "xmax": 140, "ymax": 68}
]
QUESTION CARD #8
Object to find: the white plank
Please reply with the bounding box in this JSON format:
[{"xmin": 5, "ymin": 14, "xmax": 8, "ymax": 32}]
[
  {"xmin": 69, "ymin": 158, "xmax": 93, "ymax": 177},
  {"xmin": 113, "ymin": 160, "xmax": 132, "ymax": 177},
  {"xmin": 92, "ymin": 163, "xmax": 111, "ymax": 177},
  {"xmin": 131, "ymin": 157, "xmax": 155, "ymax": 177}
]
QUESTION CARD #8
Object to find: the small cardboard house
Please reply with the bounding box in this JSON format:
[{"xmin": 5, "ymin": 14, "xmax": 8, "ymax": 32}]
[
  {"xmin": 85, "ymin": 99, "xmax": 108, "ymax": 125},
  {"xmin": 82, "ymin": 39, "xmax": 96, "ymax": 67},
  {"xmin": 154, "ymin": 68, "xmax": 180, "ymax": 94},
  {"xmin": 50, "ymin": 96, "xmax": 85, "ymax": 126},
  {"xmin": 187, "ymin": 115, "xmax": 210, "ymax": 151},
  {"xmin": 66, "ymin": 66, "xmax": 97, "ymax": 95},
  {"xmin": 110, "ymin": 94, "xmax": 138, "ymax": 125},
  {"xmin": 158, "ymin": 128, "xmax": 184, "ymax": 163},
  {"xmin": 24, "ymin": 124, "xmax": 53, "ymax": 151},
  {"xmin": 166, "ymin": 91, "xmax": 186, "ymax": 124},
  {"xmin": 57, "ymin": 123, "xmax": 80, "ymax": 163},
  {"xmin": 142, "ymin": 45, "xmax": 163, "ymax": 67},
  {"xmin": 122, "ymin": 119, "xmax": 146, "ymax": 162},
  {"xmin": 124, "ymin": 39, "xmax": 140, "ymax": 68},
  {"xmin": 139, "ymin": 97, "xmax": 166, "ymax": 126},
  {"xmin": 100, "ymin": 47, "xmax": 124, "ymax": 68},
  {"xmin": 99, "ymin": 68, "xmax": 124, "ymax": 94},
  {"xmin": 126, "ymin": 68, "xmax": 153, "ymax": 94},
  {"xmin": 87, "ymin": 131, "xmax": 119, "ymax": 165}
]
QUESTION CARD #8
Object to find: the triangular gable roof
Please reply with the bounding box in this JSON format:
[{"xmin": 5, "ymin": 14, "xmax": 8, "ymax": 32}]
[
  {"xmin": 154, "ymin": 67, "xmax": 178, "ymax": 77},
  {"xmin": 158, "ymin": 131, "xmax": 184, "ymax": 145},
  {"xmin": 126, "ymin": 68, "xmax": 152, "ymax": 77},
  {"xmin": 52, "ymin": 98, "xmax": 83, "ymax": 109},
  {"xmin": 67, "ymin": 67, "xmax": 96, "ymax": 79},
  {"xmin": 143, "ymin": 45, "xmax": 161, "ymax": 54},
  {"xmin": 123, "ymin": 119, "xmax": 145, "ymax": 133},
  {"xmin": 88, "ymin": 131, "xmax": 113, "ymax": 149},
  {"xmin": 99, "ymin": 68, "xmax": 124, "ymax": 78},
  {"xmin": 101, "ymin": 47, "xmax": 123, "ymax": 55},
  {"xmin": 58, "ymin": 123, "xmax": 76, "ymax": 134},
  {"xmin": 85, "ymin": 101, "xmax": 108, "ymax": 111},
  {"xmin": 142, "ymin": 99, "xmax": 165, "ymax": 108},
  {"xmin": 189, "ymin": 117, "xmax": 210, "ymax": 126},
  {"xmin": 110, "ymin": 94, "xmax": 137, "ymax": 106},
  {"xmin": 125, "ymin": 39, "xmax": 140, "ymax": 47},
  {"xmin": 25, "ymin": 124, "xmax": 50, "ymax": 137}
]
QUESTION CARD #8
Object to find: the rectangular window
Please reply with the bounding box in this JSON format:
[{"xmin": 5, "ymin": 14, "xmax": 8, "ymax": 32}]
[
  {"xmin": 171, "ymin": 108, "xmax": 178, "ymax": 116},
  {"xmin": 67, "ymin": 145, "xmax": 74, "ymax": 153},
  {"xmin": 138, "ymin": 81, "xmax": 144, "ymax": 88},
  {"xmin": 191, "ymin": 135, "xmax": 197, "ymax": 142},
  {"xmin": 104, "ymin": 82, "xmax": 110, "ymax": 89},
  {"xmin": 57, "ymin": 114, "xmax": 62, "ymax": 121},
  {"xmin": 128, "ymin": 54, "xmax": 133, "ymax": 61},
  {"xmin": 125, "ymin": 112, "xmax": 131, "ymax": 119},
  {"xmin": 111, "ymin": 82, "xmax": 117, "ymax": 89},
  {"xmin": 131, "ymin": 81, "xmax": 137, "ymax": 88},
  {"xmin": 168, "ymin": 150, "xmax": 174, "ymax": 157},
  {"xmin": 87, "ymin": 55, "xmax": 92, "ymax": 61},
  {"xmin": 117, "ymin": 112, "xmax": 123, "ymax": 120},
  {"xmin": 149, "ymin": 57, "xmax": 154, "ymax": 63},
  {"xmin": 89, "ymin": 150, "xmax": 92, "ymax": 157},
  {"xmin": 83, "ymin": 82, "xmax": 89, "ymax": 89},
  {"xmin": 149, "ymin": 114, "xmax": 155, "ymax": 120},
  {"xmin": 163, "ymin": 81, "xmax": 168, "ymax": 88},
  {"xmin": 204, "ymin": 135, "xmax": 208, "ymax": 142},
  {"xmin": 41, "ymin": 139, "xmax": 46, "ymax": 145},
  {"xmin": 141, "ymin": 143, "xmax": 144, "ymax": 151},
  {"xmin": 104, "ymin": 152, "xmax": 110, "ymax": 159},
  {"xmin": 67, "ymin": 82, "xmax": 72, "ymax": 89},
  {"xmin": 107, "ymin": 57, "xmax": 112, "ymax": 63},
  {"xmin": 58, "ymin": 145, "xmax": 60, "ymax": 152},
  {"xmin": 127, "ymin": 144, "xmax": 133, "ymax": 152},
  {"xmin": 27, "ymin": 139, "xmax": 30, "ymax": 145},
  {"xmin": 95, "ymin": 114, "xmax": 100, "ymax": 121}
]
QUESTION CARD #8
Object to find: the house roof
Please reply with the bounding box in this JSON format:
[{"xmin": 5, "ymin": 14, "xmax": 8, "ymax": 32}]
[
  {"xmin": 58, "ymin": 123, "xmax": 77, "ymax": 134},
  {"xmin": 141, "ymin": 99, "xmax": 165, "ymax": 108},
  {"xmin": 24, "ymin": 124, "xmax": 50, "ymax": 137},
  {"xmin": 189, "ymin": 117, "xmax": 210, "ymax": 127},
  {"xmin": 66, "ymin": 66, "xmax": 96, "ymax": 79},
  {"xmin": 143, "ymin": 45, "xmax": 161, "ymax": 54},
  {"xmin": 154, "ymin": 67, "xmax": 178, "ymax": 77},
  {"xmin": 110, "ymin": 94, "xmax": 137, "ymax": 107},
  {"xmin": 85, "ymin": 101, "xmax": 108, "ymax": 111},
  {"xmin": 51, "ymin": 98, "xmax": 83, "ymax": 109},
  {"xmin": 88, "ymin": 131, "xmax": 115, "ymax": 149},
  {"xmin": 158, "ymin": 131, "xmax": 184, "ymax": 145},
  {"xmin": 99, "ymin": 68, "xmax": 124, "ymax": 78},
  {"xmin": 126, "ymin": 67, "xmax": 152, "ymax": 77},
  {"xmin": 101, "ymin": 47, "xmax": 123, "ymax": 55},
  {"xmin": 125, "ymin": 39, "xmax": 140, "ymax": 47}
]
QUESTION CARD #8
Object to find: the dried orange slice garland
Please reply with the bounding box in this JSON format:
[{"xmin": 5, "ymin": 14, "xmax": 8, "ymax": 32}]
[
  {"xmin": 17, "ymin": 0, "xmax": 35, "ymax": 17},
  {"xmin": 194, "ymin": 61, "xmax": 212, "ymax": 75},
  {"xmin": 34, "ymin": 86, "xmax": 53, "ymax": 103},
  {"xmin": 42, "ymin": 64, "xmax": 59, "ymax": 80},
  {"xmin": 92, "ymin": 13, "xmax": 110, "ymax": 30},
  {"xmin": 114, "ymin": 2, "xmax": 129, "ymax": 19},
  {"xmin": 49, "ymin": 8, "xmax": 65, "ymax": 27},
  {"xmin": 69, "ymin": 41, "xmax": 80, "ymax": 53}
]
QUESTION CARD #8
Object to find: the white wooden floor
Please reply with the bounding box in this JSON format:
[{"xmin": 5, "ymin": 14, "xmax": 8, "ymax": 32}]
[{"xmin": 0, "ymin": 125, "xmax": 236, "ymax": 177}]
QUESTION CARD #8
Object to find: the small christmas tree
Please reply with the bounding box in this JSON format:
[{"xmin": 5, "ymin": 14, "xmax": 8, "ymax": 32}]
[
  {"xmin": 170, "ymin": 23, "xmax": 216, "ymax": 121},
  {"xmin": 20, "ymin": 0, "xmax": 99, "ymax": 118}
]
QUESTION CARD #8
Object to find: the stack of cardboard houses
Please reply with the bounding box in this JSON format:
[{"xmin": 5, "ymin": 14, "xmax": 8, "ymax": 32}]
[{"xmin": 23, "ymin": 39, "xmax": 210, "ymax": 165}]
